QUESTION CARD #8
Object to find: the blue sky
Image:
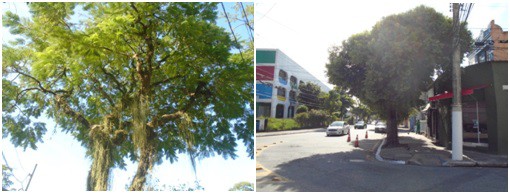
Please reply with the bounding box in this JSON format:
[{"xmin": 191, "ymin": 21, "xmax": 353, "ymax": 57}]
[{"xmin": 1, "ymin": 2, "xmax": 254, "ymax": 191}]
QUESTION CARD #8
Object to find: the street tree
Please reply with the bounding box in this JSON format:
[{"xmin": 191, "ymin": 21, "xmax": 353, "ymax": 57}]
[
  {"xmin": 326, "ymin": 5, "xmax": 472, "ymax": 147},
  {"xmin": 297, "ymin": 82, "xmax": 322, "ymax": 110},
  {"xmin": 2, "ymin": 2, "xmax": 253, "ymax": 190}
]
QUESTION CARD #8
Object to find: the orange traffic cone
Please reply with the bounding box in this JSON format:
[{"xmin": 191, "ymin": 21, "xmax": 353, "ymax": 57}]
[
  {"xmin": 347, "ymin": 130, "xmax": 351, "ymax": 142},
  {"xmin": 354, "ymin": 135, "xmax": 359, "ymax": 147},
  {"xmin": 365, "ymin": 131, "xmax": 368, "ymax": 139}
]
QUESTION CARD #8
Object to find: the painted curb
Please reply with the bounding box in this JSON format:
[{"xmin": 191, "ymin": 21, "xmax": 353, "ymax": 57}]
[{"xmin": 375, "ymin": 138, "xmax": 406, "ymax": 165}]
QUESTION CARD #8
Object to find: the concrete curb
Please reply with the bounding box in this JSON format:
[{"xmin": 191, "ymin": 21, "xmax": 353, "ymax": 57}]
[
  {"xmin": 375, "ymin": 138, "xmax": 406, "ymax": 165},
  {"xmin": 475, "ymin": 162, "xmax": 508, "ymax": 168},
  {"xmin": 443, "ymin": 160, "xmax": 477, "ymax": 167},
  {"xmin": 256, "ymin": 128, "xmax": 324, "ymax": 137}
]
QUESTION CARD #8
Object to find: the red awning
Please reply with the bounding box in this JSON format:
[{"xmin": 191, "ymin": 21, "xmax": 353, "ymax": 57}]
[{"xmin": 428, "ymin": 84, "xmax": 489, "ymax": 102}]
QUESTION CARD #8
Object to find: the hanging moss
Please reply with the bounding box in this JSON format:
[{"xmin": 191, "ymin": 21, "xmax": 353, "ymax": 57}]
[
  {"xmin": 87, "ymin": 115, "xmax": 116, "ymax": 191},
  {"xmin": 132, "ymin": 95, "xmax": 149, "ymax": 151}
]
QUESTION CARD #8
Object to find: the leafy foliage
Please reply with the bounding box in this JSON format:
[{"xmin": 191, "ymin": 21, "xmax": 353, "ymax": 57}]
[
  {"xmin": 294, "ymin": 109, "xmax": 329, "ymax": 128},
  {"xmin": 326, "ymin": 5, "xmax": 472, "ymax": 146},
  {"xmin": 3, "ymin": 2, "xmax": 253, "ymax": 190},
  {"xmin": 351, "ymin": 103, "xmax": 373, "ymax": 122},
  {"xmin": 296, "ymin": 105, "xmax": 308, "ymax": 114},
  {"xmin": 2, "ymin": 165, "xmax": 14, "ymax": 191},
  {"xmin": 266, "ymin": 118, "xmax": 300, "ymax": 131}
]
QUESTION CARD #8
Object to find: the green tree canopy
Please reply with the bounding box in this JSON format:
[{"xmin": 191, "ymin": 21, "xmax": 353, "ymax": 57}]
[
  {"xmin": 3, "ymin": 2, "xmax": 253, "ymax": 190},
  {"xmin": 326, "ymin": 5, "xmax": 472, "ymax": 146}
]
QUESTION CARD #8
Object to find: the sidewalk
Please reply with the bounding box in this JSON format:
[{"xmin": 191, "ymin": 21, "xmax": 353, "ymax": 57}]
[{"xmin": 376, "ymin": 129, "xmax": 508, "ymax": 167}]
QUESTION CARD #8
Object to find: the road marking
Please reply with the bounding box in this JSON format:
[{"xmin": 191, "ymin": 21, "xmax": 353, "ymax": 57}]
[
  {"xmin": 256, "ymin": 141, "xmax": 290, "ymax": 182},
  {"xmin": 255, "ymin": 163, "xmax": 290, "ymax": 182},
  {"xmin": 349, "ymin": 159, "xmax": 365, "ymax": 163}
]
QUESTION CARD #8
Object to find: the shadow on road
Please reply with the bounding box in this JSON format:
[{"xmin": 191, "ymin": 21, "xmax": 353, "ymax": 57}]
[{"xmin": 257, "ymin": 138, "xmax": 383, "ymax": 192}]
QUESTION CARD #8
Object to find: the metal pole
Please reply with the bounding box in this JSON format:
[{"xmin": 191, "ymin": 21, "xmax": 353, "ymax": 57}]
[
  {"xmin": 25, "ymin": 164, "xmax": 38, "ymax": 191},
  {"xmin": 451, "ymin": 3, "xmax": 463, "ymax": 161}
]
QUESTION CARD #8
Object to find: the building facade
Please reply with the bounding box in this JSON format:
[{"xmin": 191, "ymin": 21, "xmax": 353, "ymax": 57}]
[
  {"xmin": 468, "ymin": 20, "xmax": 508, "ymax": 65},
  {"xmin": 256, "ymin": 49, "xmax": 330, "ymax": 125},
  {"xmin": 426, "ymin": 20, "xmax": 507, "ymax": 154}
]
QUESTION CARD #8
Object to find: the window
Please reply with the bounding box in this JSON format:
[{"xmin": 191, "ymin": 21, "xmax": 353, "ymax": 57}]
[
  {"xmin": 290, "ymin": 76, "xmax": 298, "ymax": 89},
  {"xmin": 256, "ymin": 103, "xmax": 271, "ymax": 118},
  {"xmin": 278, "ymin": 70, "xmax": 288, "ymax": 85},
  {"xmin": 277, "ymin": 87, "xmax": 286, "ymax": 101},
  {"xmin": 289, "ymin": 90, "xmax": 296, "ymax": 102}
]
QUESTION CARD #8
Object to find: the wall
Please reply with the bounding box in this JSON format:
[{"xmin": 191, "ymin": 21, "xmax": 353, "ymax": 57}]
[
  {"xmin": 257, "ymin": 50, "xmax": 276, "ymax": 63},
  {"xmin": 491, "ymin": 62, "xmax": 508, "ymax": 154}
]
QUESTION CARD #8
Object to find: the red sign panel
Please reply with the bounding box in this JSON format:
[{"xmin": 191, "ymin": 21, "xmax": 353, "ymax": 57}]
[{"xmin": 257, "ymin": 66, "xmax": 275, "ymax": 81}]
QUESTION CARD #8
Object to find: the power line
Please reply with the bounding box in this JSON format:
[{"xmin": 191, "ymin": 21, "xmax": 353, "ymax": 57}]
[
  {"xmin": 240, "ymin": 2, "xmax": 254, "ymax": 42},
  {"xmin": 220, "ymin": 2, "xmax": 245, "ymax": 62},
  {"xmin": 256, "ymin": 2, "xmax": 276, "ymax": 21}
]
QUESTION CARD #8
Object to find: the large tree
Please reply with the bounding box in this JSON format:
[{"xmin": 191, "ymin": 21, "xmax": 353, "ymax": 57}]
[
  {"xmin": 2, "ymin": 2, "xmax": 253, "ymax": 191},
  {"xmin": 326, "ymin": 5, "xmax": 472, "ymax": 147}
]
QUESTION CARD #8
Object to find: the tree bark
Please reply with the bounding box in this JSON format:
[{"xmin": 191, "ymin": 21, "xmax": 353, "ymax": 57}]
[
  {"xmin": 129, "ymin": 143, "xmax": 155, "ymax": 191},
  {"xmin": 384, "ymin": 109, "xmax": 400, "ymax": 147}
]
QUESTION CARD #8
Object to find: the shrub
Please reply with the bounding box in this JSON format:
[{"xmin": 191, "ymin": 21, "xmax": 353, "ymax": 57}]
[
  {"xmin": 294, "ymin": 110, "xmax": 330, "ymax": 128},
  {"xmin": 266, "ymin": 118, "xmax": 300, "ymax": 131},
  {"xmin": 296, "ymin": 105, "xmax": 308, "ymax": 114},
  {"xmin": 294, "ymin": 112, "xmax": 309, "ymax": 128}
]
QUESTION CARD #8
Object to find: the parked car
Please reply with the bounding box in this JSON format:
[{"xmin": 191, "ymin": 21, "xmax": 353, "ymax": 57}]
[
  {"xmin": 354, "ymin": 121, "xmax": 366, "ymax": 129},
  {"xmin": 374, "ymin": 122, "xmax": 387, "ymax": 133},
  {"xmin": 326, "ymin": 121, "xmax": 349, "ymax": 136}
]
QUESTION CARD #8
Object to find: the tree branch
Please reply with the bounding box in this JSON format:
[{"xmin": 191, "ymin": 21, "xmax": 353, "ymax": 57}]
[
  {"xmin": 55, "ymin": 95, "xmax": 91, "ymax": 129},
  {"xmin": 100, "ymin": 65, "xmax": 126, "ymax": 95},
  {"xmin": 146, "ymin": 111, "xmax": 184, "ymax": 128},
  {"xmin": 150, "ymin": 74, "xmax": 185, "ymax": 87},
  {"xmin": 12, "ymin": 68, "xmax": 91, "ymax": 129},
  {"xmin": 146, "ymin": 81, "xmax": 211, "ymax": 129},
  {"xmin": 90, "ymin": 77, "xmax": 115, "ymax": 107}
]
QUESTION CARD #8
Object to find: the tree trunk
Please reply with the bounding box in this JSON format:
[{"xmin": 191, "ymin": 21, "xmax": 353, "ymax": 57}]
[
  {"xmin": 87, "ymin": 125, "xmax": 113, "ymax": 191},
  {"xmin": 129, "ymin": 144, "xmax": 155, "ymax": 191},
  {"xmin": 384, "ymin": 109, "xmax": 400, "ymax": 147}
]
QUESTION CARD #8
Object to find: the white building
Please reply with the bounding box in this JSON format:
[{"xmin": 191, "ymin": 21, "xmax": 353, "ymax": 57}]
[{"xmin": 256, "ymin": 48, "xmax": 330, "ymax": 125}]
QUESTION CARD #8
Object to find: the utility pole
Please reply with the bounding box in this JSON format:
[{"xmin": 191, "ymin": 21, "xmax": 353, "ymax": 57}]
[{"xmin": 451, "ymin": 3, "xmax": 463, "ymax": 161}]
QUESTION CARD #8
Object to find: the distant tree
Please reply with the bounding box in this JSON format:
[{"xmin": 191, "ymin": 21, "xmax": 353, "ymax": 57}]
[
  {"xmin": 326, "ymin": 5, "xmax": 472, "ymax": 147},
  {"xmin": 351, "ymin": 103, "xmax": 372, "ymax": 122},
  {"xmin": 323, "ymin": 87, "xmax": 353, "ymax": 115},
  {"xmin": 138, "ymin": 174, "xmax": 204, "ymax": 191},
  {"xmin": 297, "ymin": 82, "xmax": 322, "ymax": 110},
  {"xmin": 296, "ymin": 105, "xmax": 309, "ymax": 114},
  {"xmin": 3, "ymin": 2, "xmax": 253, "ymax": 190},
  {"xmin": 229, "ymin": 181, "xmax": 253, "ymax": 191}
]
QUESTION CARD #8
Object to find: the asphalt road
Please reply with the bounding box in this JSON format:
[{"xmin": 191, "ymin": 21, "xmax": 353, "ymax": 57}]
[{"xmin": 256, "ymin": 125, "xmax": 508, "ymax": 192}]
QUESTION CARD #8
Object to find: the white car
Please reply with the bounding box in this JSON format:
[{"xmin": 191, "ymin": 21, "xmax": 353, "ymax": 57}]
[
  {"xmin": 326, "ymin": 121, "xmax": 349, "ymax": 136},
  {"xmin": 374, "ymin": 122, "xmax": 387, "ymax": 133}
]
